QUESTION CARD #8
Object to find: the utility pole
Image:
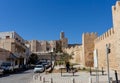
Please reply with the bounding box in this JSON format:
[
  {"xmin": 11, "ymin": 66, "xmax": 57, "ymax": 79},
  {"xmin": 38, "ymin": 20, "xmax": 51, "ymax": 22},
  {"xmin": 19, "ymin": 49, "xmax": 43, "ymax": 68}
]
[{"xmin": 106, "ymin": 44, "xmax": 111, "ymax": 83}]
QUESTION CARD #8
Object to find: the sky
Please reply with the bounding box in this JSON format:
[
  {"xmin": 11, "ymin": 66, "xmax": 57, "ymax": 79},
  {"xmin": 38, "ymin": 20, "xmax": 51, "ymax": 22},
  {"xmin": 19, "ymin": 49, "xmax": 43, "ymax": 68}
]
[{"xmin": 0, "ymin": 0, "xmax": 117, "ymax": 44}]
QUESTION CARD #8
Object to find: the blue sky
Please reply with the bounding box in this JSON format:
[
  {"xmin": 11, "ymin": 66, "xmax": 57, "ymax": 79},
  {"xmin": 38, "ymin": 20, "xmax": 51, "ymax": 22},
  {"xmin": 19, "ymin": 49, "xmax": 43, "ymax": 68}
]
[{"xmin": 0, "ymin": 0, "xmax": 116, "ymax": 44}]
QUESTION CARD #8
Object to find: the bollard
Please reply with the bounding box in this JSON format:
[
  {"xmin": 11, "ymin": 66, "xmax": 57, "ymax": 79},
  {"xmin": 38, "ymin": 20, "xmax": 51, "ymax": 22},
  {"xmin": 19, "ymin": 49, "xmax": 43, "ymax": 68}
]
[
  {"xmin": 36, "ymin": 75, "xmax": 38, "ymax": 80},
  {"xmin": 89, "ymin": 77, "xmax": 92, "ymax": 83},
  {"xmin": 73, "ymin": 70, "xmax": 75, "ymax": 76},
  {"xmin": 51, "ymin": 78, "xmax": 53, "ymax": 83},
  {"xmin": 102, "ymin": 67, "xmax": 104, "ymax": 75},
  {"xmin": 90, "ymin": 67, "xmax": 92, "ymax": 75},
  {"xmin": 73, "ymin": 78, "xmax": 75, "ymax": 83},
  {"xmin": 61, "ymin": 68, "xmax": 62, "ymax": 76},
  {"xmin": 39, "ymin": 76, "xmax": 42, "ymax": 81},
  {"xmin": 42, "ymin": 77, "xmax": 45, "ymax": 83},
  {"xmin": 33, "ymin": 75, "xmax": 37, "ymax": 80},
  {"xmin": 73, "ymin": 72, "xmax": 74, "ymax": 76},
  {"xmin": 33, "ymin": 75, "xmax": 35, "ymax": 80},
  {"xmin": 115, "ymin": 70, "xmax": 119, "ymax": 83},
  {"xmin": 109, "ymin": 77, "xmax": 113, "ymax": 83}
]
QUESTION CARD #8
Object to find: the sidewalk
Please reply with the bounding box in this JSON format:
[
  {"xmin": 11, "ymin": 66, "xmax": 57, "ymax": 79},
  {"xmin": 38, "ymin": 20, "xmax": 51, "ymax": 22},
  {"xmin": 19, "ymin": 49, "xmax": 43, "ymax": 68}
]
[{"xmin": 31, "ymin": 70, "xmax": 120, "ymax": 83}]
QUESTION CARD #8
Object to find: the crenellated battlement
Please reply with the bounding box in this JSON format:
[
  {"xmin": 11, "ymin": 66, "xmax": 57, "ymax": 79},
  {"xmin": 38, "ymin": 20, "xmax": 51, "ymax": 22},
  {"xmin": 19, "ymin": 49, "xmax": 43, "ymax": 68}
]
[
  {"xmin": 112, "ymin": 1, "xmax": 120, "ymax": 11},
  {"xmin": 95, "ymin": 28, "xmax": 115, "ymax": 42},
  {"xmin": 83, "ymin": 32, "xmax": 97, "ymax": 37},
  {"xmin": 116, "ymin": 1, "xmax": 120, "ymax": 8},
  {"xmin": 112, "ymin": 1, "xmax": 120, "ymax": 10},
  {"xmin": 64, "ymin": 44, "xmax": 81, "ymax": 50},
  {"xmin": 112, "ymin": 1, "xmax": 120, "ymax": 28}
]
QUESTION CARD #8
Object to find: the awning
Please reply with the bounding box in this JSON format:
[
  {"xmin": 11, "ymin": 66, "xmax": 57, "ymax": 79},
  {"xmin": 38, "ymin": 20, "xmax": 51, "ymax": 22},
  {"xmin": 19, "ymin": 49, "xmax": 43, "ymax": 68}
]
[{"xmin": 9, "ymin": 53, "xmax": 18, "ymax": 59}]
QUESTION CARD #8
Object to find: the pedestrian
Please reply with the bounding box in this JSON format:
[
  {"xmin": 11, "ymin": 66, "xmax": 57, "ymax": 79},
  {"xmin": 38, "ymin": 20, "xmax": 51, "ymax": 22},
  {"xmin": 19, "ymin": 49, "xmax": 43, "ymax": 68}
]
[{"xmin": 66, "ymin": 61, "xmax": 70, "ymax": 72}]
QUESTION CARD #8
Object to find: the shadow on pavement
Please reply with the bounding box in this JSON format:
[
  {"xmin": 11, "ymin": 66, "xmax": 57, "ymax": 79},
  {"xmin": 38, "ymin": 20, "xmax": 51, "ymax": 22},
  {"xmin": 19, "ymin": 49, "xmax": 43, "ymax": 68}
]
[
  {"xmin": 61, "ymin": 75, "xmax": 79, "ymax": 77},
  {"xmin": 0, "ymin": 69, "xmax": 31, "ymax": 78},
  {"xmin": 0, "ymin": 74, "xmax": 10, "ymax": 78},
  {"xmin": 91, "ymin": 74, "xmax": 107, "ymax": 76}
]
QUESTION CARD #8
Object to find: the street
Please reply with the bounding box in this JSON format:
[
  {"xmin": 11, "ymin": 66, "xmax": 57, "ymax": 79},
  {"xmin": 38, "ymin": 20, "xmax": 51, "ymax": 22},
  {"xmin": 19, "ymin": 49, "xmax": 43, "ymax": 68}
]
[{"xmin": 0, "ymin": 69, "xmax": 34, "ymax": 83}]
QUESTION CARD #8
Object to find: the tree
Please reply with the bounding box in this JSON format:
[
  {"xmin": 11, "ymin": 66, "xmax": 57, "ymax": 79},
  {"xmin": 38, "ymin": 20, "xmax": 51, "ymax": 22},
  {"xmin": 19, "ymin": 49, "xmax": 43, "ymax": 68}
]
[
  {"xmin": 60, "ymin": 52, "xmax": 73, "ymax": 62},
  {"xmin": 28, "ymin": 53, "xmax": 38, "ymax": 64}
]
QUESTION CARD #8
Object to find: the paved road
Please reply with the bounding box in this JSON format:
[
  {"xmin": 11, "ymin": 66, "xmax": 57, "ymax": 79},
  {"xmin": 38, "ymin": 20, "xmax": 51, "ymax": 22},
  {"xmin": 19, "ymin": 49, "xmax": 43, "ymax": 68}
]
[{"xmin": 0, "ymin": 69, "xmax": 34, "ymax": 83}]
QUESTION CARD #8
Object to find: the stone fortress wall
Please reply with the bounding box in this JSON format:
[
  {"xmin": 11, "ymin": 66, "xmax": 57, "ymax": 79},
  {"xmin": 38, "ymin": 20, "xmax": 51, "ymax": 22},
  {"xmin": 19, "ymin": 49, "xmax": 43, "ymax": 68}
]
[
  {"xmin": 112, "ymin": 1, "xmax": 120, "ymax": 71},
  {"xmin": 64, "ymin": 1, "xmax": 120, "ymax": 72},
  {"xmin": 63, "ymin": 32, "xmax": 97, "ymax": 67},
  {"xmin": 95, "ymin": 28, "xmax": 114, "ymax": 42},
  {"xmin": 94, "ymin": 1, "xmax": 120, "ymax": 71},
  {"xmin": 25, "ymin": 1, "xmax": 120, "ymax": 72},
  {"xmin": 63, "ymin": 44, "xmax": 83, "ymax": 64},
  {"xmin": 94, "ymin": 28, "xmax": 116, "ymax": 70}
]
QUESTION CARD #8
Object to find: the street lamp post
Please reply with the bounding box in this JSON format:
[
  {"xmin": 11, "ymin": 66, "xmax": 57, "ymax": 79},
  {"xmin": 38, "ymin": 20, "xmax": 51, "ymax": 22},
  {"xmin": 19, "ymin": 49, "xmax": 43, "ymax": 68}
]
[
  {"xmin": 50, "ymin": 52, "xmax": 53, "ymax": 71},
  {"xmin": 50, "ymin": 51, "xmax": 53, "ymax": 83}
]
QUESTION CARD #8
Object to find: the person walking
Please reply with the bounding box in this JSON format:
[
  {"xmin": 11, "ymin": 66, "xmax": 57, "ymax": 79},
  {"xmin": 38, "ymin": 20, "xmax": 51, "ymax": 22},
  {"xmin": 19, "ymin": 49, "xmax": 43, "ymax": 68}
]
[{"xmin": 66, "ymin": 61, "xmax": 70, "ymax": 72}]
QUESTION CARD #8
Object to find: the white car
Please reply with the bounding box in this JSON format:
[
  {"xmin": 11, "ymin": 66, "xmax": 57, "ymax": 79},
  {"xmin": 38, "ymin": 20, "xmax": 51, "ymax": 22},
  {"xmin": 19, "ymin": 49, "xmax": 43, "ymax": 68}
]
[{"xmin": 33, "ymin": 65, "xmax": 45, "ymax": 73}]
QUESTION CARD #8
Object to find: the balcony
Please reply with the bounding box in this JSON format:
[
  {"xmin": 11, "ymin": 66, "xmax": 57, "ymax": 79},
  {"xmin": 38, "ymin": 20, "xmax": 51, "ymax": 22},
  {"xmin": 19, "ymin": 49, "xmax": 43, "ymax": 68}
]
[
  {"xmin": 11, "ymin": 39, "xmax": 27, "ymax": 50},
  {"xmin": 14, "ymin": 52, "xmax": 26, "ymax": 58}
]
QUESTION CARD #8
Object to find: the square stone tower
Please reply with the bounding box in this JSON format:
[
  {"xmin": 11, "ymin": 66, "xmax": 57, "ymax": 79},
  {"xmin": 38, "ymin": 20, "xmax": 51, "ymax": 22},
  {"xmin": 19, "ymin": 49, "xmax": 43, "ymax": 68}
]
[
  {"xmin": 60, "ymin": 32, "xmax": 68, "ymax": 49},
  {"xmin": 112, "ymin": 1, "xmax": 120, "ymax": 70},
  {"xmin": 82, "ymin": 32, "xmax": 98, "ymax": 67}
]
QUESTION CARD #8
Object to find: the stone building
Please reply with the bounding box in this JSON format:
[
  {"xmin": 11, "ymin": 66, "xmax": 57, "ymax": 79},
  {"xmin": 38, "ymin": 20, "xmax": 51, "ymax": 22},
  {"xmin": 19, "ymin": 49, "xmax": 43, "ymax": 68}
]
[
  {"xmin": 0, "ymin": 31, "xmax": 29, "ymax": 68},
  {"xmin": 28, "ymin": 32, "xmax": 68, "ymax": 54}
]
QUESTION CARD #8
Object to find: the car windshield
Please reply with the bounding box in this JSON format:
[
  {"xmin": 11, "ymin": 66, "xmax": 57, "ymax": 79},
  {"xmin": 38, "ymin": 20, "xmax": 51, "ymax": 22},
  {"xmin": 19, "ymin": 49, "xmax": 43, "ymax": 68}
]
[
  {"xmin": 35, "ymin": 65, "xmax": 43, "ymax": 68},
  {"xmin": 1, "ymin": 63, "xmax": 11, "ymax": 66},
  {"xmin": 42, "ymin": 63, "xmax": 47, "ymax": 65}
]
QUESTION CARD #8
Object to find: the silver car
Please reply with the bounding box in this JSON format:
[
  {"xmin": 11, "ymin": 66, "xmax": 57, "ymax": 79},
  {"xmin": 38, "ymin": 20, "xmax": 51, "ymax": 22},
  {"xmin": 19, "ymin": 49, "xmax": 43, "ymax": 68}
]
[
  {"xmin": 33, "ymin": 65, "xmax": 45, "ymax": 73},
  {"xmin": 1, "ymin": 62, "xmax": 14, "ymax": 72}
]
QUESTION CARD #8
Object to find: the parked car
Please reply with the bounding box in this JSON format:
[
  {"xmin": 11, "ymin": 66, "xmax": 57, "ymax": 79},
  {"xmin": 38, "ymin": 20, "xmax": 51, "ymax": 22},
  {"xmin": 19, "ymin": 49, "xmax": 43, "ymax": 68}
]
[
  {"xmin": 36, "ymin": 60, "xmax": 47, "ymax": 65},
  {"xmin": 42, "ymin": 62, "xmax": 52, "ymax": 69},
  {"xmin": 1, "ymin": 62, "xmax": 14, "ymax": 73},
  {"xmin": 33, "ymin": 65, "xmax": 45, "ymax": 73},
  {"xmin": 0, "ymin": 67, "xmax": 4, "ymax": 74}
]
